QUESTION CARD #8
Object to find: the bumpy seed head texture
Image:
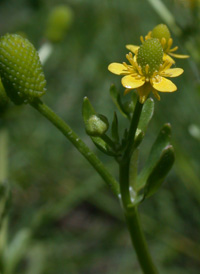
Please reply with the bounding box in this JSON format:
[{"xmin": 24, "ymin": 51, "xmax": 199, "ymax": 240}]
[
  {"xmin": 0, "ymin": 33, "xmax": 46, "ymax": 104},
  {"xmin": 137, "ymin": 38, "xmax": 163, "ymax": 76},
  {"xmin": 151, "ymin": 24, "xmax": 171, "ymax": 50}
]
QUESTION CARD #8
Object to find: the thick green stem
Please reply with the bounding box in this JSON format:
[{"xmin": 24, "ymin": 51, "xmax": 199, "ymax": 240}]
[
  {"xmin": 125, "ymin": 207, "xmax": 158, "ymax": 274},
  {"xmin": 119, "ymin": 98, "xmax": 157, "ymax": 273},
  {"xmin": 30, "ymin": 99, "xmax": 119, "ymax": 197}
]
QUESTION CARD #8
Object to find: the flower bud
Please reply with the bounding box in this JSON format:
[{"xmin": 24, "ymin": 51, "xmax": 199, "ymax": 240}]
[
  {"xmin": 45, "ymin": 5, "xmax": 73, "ymax": 43},
  {"xmin": 137, "ymin": 38, "xmax": 163, "ymax": 76},
  {"xmin": 85, "ymin": 114, "xmax": 109, "ymax": 137},
  {"xmin": 0, "ymin": 33, "xmax": 46, "ymax": 105}
]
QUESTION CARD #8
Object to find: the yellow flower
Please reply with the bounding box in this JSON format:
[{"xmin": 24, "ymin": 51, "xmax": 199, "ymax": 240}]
[
  {"xmin": 126, "ymin": 24, "xmax": 189, "ymax": 64},
  {"xmin": 108, "ymin": 39, "xmax": 184, "ymax": 104}
]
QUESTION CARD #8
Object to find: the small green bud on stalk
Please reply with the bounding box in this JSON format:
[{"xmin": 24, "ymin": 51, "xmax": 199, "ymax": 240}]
[
  {"xmin": 0, "ymin": 33, "xmax": 46, "ymax": 105},
  {"xmin": 85, "ymin": 114, "xmax": 109, "ymax": 137},
  {"xmin": 45, "ymin": 5, "xmax": 73, "ymax": 43}
]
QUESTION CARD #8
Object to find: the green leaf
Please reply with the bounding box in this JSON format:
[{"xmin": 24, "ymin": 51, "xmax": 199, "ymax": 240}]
[
  {"xmin": 137, "ymin": 98, "xmax": 154, "ymax": 135},
  {"xmin": 82, "ymin": 97, "xmax": 96, "ymax": 124},
  {"xmin": 129, "ymin": 149, "xmax": 139, "ymax": 189},
  {"xmin": 111, "ymin": 112, "xmax": 119, "ymax": 143},
  {"xmin": 136, "ymin": 123, "xmax": 171, "ymax": 191},
  {"xmin": 109, "ymin": 84, "xmax": 128, "ymax": 118},
  {"xmin": 133, "ymin": 130, "xmax": 144, "ymax": 150},
  {"xmin": 91, "ymin": 136, "xmax": 116, "ymax": 156},
  {"xmin": 144, "ymin": 145, "xmax": 175, "ymax": 198}
]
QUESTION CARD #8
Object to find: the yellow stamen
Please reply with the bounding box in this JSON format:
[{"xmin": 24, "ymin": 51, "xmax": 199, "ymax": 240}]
[
  {"xmin": 170, "ymin": 46, "xmax": 178, "ymax": 53},
  {"xmin": 123, "ymin": 62, "xmax": 129, "ymax": 69},
  {"xmin": 140, "ymin": 36, "xmax": 144, "ymax": 43},
  {"xmin": 161, "ymin": 37, "xmax": 166, "ymax": 47},
  {"xmin": 137, "ymin": 65, "xmax": 143, "ymax": 76},
  {"xmin": 145, "ymin": 64, "xmax": 149, "ymax": 75},
  {"xmin": 166, "ymin": 38, "xmax": 173, "ymax": 52}
]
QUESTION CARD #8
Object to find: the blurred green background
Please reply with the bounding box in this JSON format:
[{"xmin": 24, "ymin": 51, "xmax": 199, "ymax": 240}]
[{"xmin": 0, "ymin": 0, "xmax": 200, "ymax": 273}]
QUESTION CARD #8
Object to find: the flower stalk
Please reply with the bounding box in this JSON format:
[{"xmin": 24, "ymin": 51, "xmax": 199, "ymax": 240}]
[
  {"xmin": 119, "ymin": 98, "xmax": 157, "ymax": 273},
  {"xmin": 30, "ymin": 99, "xmax": 120, "ymax": 197},
  {"xmin": 125, "ymin": 207, "xmax": 158, "ymax": 274},
  {"xmin": 119, "ymin": 99, "xmax": 143, "ymax": 207}
]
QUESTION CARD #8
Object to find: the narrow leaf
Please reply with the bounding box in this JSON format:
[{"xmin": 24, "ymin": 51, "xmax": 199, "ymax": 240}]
[
  {"xmin": 144, "ymin": 145, "xmax": 175, "ymax": 198},
  {"xmin": 137, "ymin": 98, "xmax": 154, "ymax": 134},
  {"xmin": 129, "ymin": 149, "xmax": 139, "ymax": 189},
  {"xmin": 82, "ymin": 97, "xmax": 96, "ymax": 125},
  {"xmin": 91, "ymin": 136, "xmax": 116, "ymax": 156},
  {"xmin": 111, "ymin": 112, "xmax": 119, "ymax": 143},
  {"xmin": 136, "ymin": 123, "xmax": 171, "ymax": 191},
  {"xmin": 109, "ymin": 84, "xmax": 128, "ymax": 117}
]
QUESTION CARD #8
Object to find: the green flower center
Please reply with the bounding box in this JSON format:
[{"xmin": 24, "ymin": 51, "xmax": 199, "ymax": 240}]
[
  {"xmin": 137, "ymin": 38, "xmax": 163, "ymax": 77},
  {"xmin": 151, "ymin": 24, "xmax": 171, "ymax": 51}
]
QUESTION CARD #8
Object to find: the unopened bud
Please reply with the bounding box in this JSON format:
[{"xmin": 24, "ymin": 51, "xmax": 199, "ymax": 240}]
[{"xmin": 85, "ymin": 114, "xmax": 109, "ymax": 137}]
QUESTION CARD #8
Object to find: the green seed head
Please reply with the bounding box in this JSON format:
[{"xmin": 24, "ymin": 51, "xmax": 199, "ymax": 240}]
[
  {"xmin": 85, "ymin": 114, "xmax": 109, "ymax": 137},
  {"xmin": 137, "ymin": 38, "xmax": 163, "ymax": 76},
  {"xmin": 151, "ymin": 24, "xmax": 171, "ymax": 51},
  {"xmin": 0, "ymin": 33, "xmax": 46, "ymax": 104}
]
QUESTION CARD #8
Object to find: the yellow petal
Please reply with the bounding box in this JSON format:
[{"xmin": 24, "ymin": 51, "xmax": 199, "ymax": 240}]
[
  {"xmin": 169, "ymin": 52, "xmax": 189, "ymax": 59},
  {"xmin": 126, "ymin": 44, "xmax": 139, "ymax": 54},
  {"xmin": 108, "ymin": 63, "xmax": 129, "ymax": 75},
  {"xmin": 121, "ymin": 75, "xmax": 145, "ymax": 89},
  {"xmin": 161, "ymin": 68, "xmax": 184, "ymax": 77},
  {"xmin": 151, "ymin": 77, "xmax": 177, "ymax": 92},
  {"xmin": 163, "ymin": 53, "xmax": 175, "ymax": 64}
]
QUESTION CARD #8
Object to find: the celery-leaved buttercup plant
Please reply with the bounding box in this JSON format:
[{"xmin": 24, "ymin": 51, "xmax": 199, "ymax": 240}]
[{"xmin": 0, "ymin": 24, "xmax": 188, "ymax": 273}]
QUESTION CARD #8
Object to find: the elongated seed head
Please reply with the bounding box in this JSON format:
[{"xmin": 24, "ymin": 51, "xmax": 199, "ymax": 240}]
[
  {"xmin": 137, "ymin": 38, "xmax": 163, "ymax": 76},
  {"xmin": 0, "ymin": 33, "xmax": 46, "ymax": 104},
  {"xmin": 151, "ymin": 24, "xmax": 171, "ymax": 50}
]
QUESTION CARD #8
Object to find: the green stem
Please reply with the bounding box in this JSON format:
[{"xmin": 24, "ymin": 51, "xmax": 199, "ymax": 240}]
[
  {"xmin": 125, "ymin": 207, "xmax": 158, "ymax": 274},
  {"xmin": 30, "ymin": 99, "xmax": 120, "ymax": 197},
  {"xmin": 120, "ymin": 99, "xmax": 143, "ymax": 207},
  {"xmin": 124, "ymin": 99, "xmax": 143, "ymax": 161},
  {"xmin": 119, "ymin": 98, "xmax": 157, "ymax": 273}
]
